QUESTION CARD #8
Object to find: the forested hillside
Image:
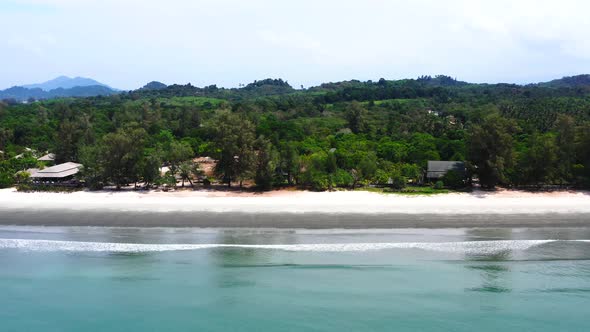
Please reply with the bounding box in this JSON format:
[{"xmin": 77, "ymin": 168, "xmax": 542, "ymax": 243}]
[{"xmin": 1, "ymin": 75, "xmax": 590, "ymax": 191}]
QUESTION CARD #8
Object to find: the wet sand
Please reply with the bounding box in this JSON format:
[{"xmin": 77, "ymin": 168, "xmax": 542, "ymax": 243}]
[{"xmin": 1, "ymin": 188, "xmax": 589, "ymax": 228}]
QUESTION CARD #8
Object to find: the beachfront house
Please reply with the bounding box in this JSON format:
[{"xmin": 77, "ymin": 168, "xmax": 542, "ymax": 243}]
[
  {"xmin": 29, "ymin": 162, "xmax": 83, "ymax": 186},
  {"xmin": 426, "ymin": 161, "xmax": 466, "ymax": 181},
  {"xmin": 37, "ymin": 153, "xmax": 56, "ymax": 163}
]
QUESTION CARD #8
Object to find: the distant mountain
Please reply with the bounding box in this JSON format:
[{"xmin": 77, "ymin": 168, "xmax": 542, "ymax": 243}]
[
  {"xmin": 0, "ymin": 75, "xmax": 120, "ymax": 102},
  {"xmin": 140, "ymin": 81, "xmax": 168, "ymax": 90},
  {"xmin": 536, "ymin": 75, "xmax": 590, "ymax": 88},
  {"xmin": 21, "ymin": 76, "xmax": 114, "ymax": 91},
  {"xmin": 0, "ymin": 85, "xmax": 118, "ymax": 102}
]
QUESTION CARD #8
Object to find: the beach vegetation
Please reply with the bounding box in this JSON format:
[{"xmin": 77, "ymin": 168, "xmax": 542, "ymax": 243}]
[{"xmin": 2, "ymin": 75, "xmax": 590, "ymax": 191}]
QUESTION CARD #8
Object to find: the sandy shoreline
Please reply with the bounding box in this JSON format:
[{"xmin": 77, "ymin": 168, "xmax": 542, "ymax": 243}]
[{"xmin": 1, "ymin": 188, "xmax": 590, "ymax": 228}]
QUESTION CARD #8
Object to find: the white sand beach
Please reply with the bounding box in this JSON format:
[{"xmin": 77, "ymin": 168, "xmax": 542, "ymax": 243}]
[{"xmin": 1, "ymin": 188, "xmax": 590, "ymax": 215}]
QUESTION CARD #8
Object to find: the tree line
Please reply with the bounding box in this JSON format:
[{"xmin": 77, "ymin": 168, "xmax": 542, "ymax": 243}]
[{"xmin": 1, "ymin": 76, "xmax": 590, "ymax": 191}]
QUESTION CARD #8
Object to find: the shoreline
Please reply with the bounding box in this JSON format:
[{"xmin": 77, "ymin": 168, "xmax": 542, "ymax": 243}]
[
  {"xmin": 2, "ymin": 210, "xmax": 590, "ymax": 229},
  {"xmin": 1, "ymin": 188, "xmax": 590, "ymax": 228}
]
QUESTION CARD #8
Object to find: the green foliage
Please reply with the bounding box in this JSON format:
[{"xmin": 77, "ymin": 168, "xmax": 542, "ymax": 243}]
[
  {"xmin": 167, "ymin": 140, "xmax": 194, "ymax": 174},
  {"xmin": 0, "ymin": 155, "xmax": 41, "ymax": 189},
  {"xmin": 468, "ymin": 115, "xmax": 517, "ymax": 189},
  {"xmin": 2, "ymin": 76, "xmax": 590, "ymax": 191},
  {"xmin": 0, "ymin": 172, "xmax": 13, "ymax": 188},
  {"xmin": 554, "ymin": 115, "xmax": 576, "ymax": 183},
  {"xmin": 390, "ymin": 174, "xmax": 407, "ymax": 189},
  {"xmin": 140, "ymin": 151, "xmax": 162, "ymax": 188},
  {"xmin": 345, "ymin": 101, "xmax": 368, "ymax": 134},
  {"xmin": 213, "ymin": 112, "xmax": 256, "ymax": 187},
  {"xmin": 98, "ymin": 127, "xmax": 147, "ymax": 189},
  {"xmin": 278, "ymin": 142, "xmax": 300, "ymax": 185},
  {"xmin": 78, "ymin": 144, "xmax": 105, "ymax": 190},
  {"xmin": 307, "ymin": 171, "xmax": 330, "ymax": 191},
  {"xmin": 156, "ymin": 173, "xmax": 177, "ymax": 188},
  {"xmin": 178, "ymin": 161, "xmax": 199, "ymax": 187},
  {"xmin": 254, "ymin": 137, "xmax": 277, "ymax": 190},
  {"xmin": 516, "ymin": 133, "xmax": 558, "ymax": 185},
  {"xmin": 332, "ymin": 169, "xmax": 354, "ymax": 188},
  {"xmin": 441, "ymin": 170, "xmax": 465, "ymax": 189}
]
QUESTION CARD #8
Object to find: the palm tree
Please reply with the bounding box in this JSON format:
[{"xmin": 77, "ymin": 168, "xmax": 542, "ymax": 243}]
[{"xmin": 178, "ymin": 161, "xmax": 194, "ymax": 187}]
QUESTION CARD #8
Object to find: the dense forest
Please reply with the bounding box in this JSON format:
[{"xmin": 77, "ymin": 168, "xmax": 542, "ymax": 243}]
[{"xmin": 1, "ymin": 75, "xmax": 590, "ymax": 191}]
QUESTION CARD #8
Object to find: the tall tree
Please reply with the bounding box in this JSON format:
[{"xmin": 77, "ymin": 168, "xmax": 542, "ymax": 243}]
[
  {"xmin": 213, "ymin": 112, "xmax": 256, "ymax": 187},
  {"xmin": 468, "ymin": 115, "xmax": 517, "ymax": 189},
  {"xmin": 279, "ymin": 143, "xmax": 300, "ymax": 185},
  {"xmin": 519, "ymin": 132, "xmax": 558, "ymax": 185},
  {"xmin": 0, "ymin": 127, "xmax": 13, "ymax": 152},
  {"xmin": 576, "ymin": 122, "xmax": 590, "ymax": 185},
  {"xmin": 167, "ymin": 140, "xmax": 194, "ymax": 175},
  {"xmin": 140, "ymin": 149, "xmax": 163, "ymax": 189},
  {"xmin": 55, "ymin": 120, "xmax": 79, "ymax": 163},
  {"xmin": 100, "ymin": 127, "xmax": 147, "ymax": 189},
  {"xmin": 554, "ymin": 115, "xmax": 576, "ymax": 183},
  {"xmin": 254, "ymin": 137, "xmax": 277, "ymax": 190},
  {"xmin": 178, "ymin": 161, "xmax": 197, "ymax": 187},
  {"xmin": 78, "ymin": 144, "xmax": 105, "ymax": 190},
  {"xmin": 345, "ymin": 101, "xmax": 368, "ymax": 134}
]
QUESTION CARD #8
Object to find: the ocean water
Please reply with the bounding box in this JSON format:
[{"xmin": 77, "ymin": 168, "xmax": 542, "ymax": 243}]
[{"xmin": 1, "ymin": 226, "xmax": 590, "ymax": 331}]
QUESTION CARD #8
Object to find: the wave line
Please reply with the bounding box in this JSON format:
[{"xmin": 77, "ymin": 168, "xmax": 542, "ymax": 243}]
[{"xmin": 0, "ymin": 238, "xmax": 588, "ymax": 253}]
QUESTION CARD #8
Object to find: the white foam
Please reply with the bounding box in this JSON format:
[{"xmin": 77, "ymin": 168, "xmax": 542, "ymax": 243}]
[{"xmin": 0, "ymin": 238, "xmax": 587, "ymax": 254}]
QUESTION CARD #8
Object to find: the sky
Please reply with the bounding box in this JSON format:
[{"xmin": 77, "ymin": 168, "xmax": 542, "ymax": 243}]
[{"xmin": 1, "ymin": 0, "xmax": 590, "ymax": 90}]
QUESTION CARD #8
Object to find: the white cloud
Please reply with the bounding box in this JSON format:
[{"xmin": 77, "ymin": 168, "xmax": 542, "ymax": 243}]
[{"xmin": 1, "ymin": 0, "xmax": 589, "ymax": 89}]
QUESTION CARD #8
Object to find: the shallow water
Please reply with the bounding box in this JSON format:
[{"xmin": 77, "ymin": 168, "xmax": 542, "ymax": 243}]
[{"xmin": 1, "ymin": 226, "xmax": 590, "ymax": 331}]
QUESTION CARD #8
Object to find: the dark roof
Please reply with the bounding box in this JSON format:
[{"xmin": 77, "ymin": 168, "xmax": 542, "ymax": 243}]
[{"xmin": 427, "ymin": 161, "xmax": 465, "ymax": 179}]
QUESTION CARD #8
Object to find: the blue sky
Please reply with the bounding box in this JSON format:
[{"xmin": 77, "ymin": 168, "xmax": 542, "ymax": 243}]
[{"xmin": 1, "ymin": 0, "xmax": 589, "ymax": 90}]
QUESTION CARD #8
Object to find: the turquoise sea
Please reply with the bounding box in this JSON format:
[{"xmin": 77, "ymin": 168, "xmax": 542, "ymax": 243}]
[{"xmin": 1, "ymin": 226, "xmax": 590, "ymax": 331}]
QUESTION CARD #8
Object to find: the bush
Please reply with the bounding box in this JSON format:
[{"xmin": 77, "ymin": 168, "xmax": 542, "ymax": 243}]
[
  {"xmin": 311, "ymin": 174, "xmax": 330, "ymax": 191},
  {"xmin": 156, "ymin": 174, "xmax": 177, "ymax": 188},
  {"xmin": 390, "ymin": 174, "xmax": 407, "ymax": 189},
  {"xmin": 434, "ymin": 180, "xmax": 444, "ymax": 189},
  {"xmin": 16, "ymin": 184, "xmax": 32, "ymax": 192},
  {"xmin": 373, "ymin": 168, "xmax": 407, "ymax": 189},
  {"xmin": 441, "ymin": 170, "xmax": 465, "ymax": 189},
  {"xmin": 332, "ymin": 169, "xmax": 354, "ymax": 188},
  {"xmin": 0, "ymin": 173, "xmax": 13, "ymax": 189},
  {"xmin": 374, "ymin": 169, "xmax": 391, "ymax": 186},
  {"xmin": 303, "ymin": 171, "xmax": 330, "ymax": 191}
]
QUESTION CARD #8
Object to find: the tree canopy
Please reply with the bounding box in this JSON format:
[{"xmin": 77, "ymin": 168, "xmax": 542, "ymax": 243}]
[{"xmin": 2, "ymin": 75, "xmax": 590, "ymax": 190}]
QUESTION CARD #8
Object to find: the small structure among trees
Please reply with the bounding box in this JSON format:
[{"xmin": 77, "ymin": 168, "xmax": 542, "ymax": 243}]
[
  {"xmin": 29, "ymin": 162, "xmax": 82, "ymax": 186},
  {"xmin": 426, "ymin": 161, "xmax": 466, "ymax": 184},
  {"xmin": 37, "ymin": 153, "xmax": 56, "ymax": 165}
]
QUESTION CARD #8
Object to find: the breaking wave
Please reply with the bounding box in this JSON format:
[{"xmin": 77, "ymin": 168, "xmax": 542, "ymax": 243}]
[{"xmin": 0, "ymin": 238, "xmax": 589, "ymax": 254}]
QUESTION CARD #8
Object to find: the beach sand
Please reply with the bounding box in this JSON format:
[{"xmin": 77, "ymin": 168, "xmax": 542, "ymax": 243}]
[{"xmin": 1, "ymin": 188, "xmax": 589, "ymax": 228}]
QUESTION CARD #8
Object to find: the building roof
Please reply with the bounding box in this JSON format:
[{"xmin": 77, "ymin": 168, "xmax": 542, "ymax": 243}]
[
  {"xmin": 194, "ymin": 156, "xmax": 215, "ymax": 163},
  {"xmin": 38, "ymin": 153, "xmax": 56, "ymax": 161},
  {"xmin": 30, "ymin": 162, "xmax": 82, "ymax": 179},
  {"xmin": 426, "ymin": 161, "xmax": 465, "ymax": 179},
  {"xmin": 25, "ymin": 168, "xmax": 39, "ymax": 175}
]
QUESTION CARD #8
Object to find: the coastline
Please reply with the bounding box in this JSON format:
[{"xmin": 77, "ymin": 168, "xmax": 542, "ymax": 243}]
[{"xmin": 1, "ymin": 188, "xmax": 590, "ymax": 228}]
